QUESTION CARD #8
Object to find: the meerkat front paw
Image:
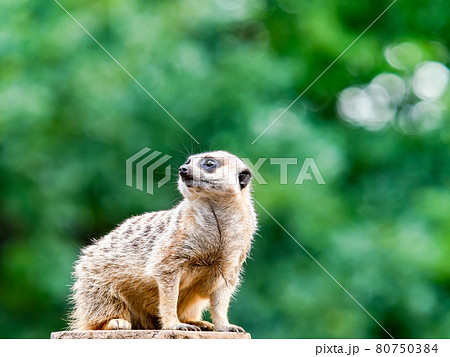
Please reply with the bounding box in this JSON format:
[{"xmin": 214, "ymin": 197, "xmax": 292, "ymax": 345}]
[
  {"xmin": 215, "ymin": 324, "xmax": 245, "ymax": 333},
  {"xmin": 182, "ymin": 320, "xmax": 214, "ymax": 331},
  {"xmin": 101, "ymin": 318, "xmax": 132, "ymax": 330},
  {"xmin": 165, "ymin": 323, "xmax": 201, "ymax": 331}
]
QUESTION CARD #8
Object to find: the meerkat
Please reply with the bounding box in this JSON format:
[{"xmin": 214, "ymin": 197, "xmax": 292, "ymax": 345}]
[{"xmin": 70, "ymin": 150, "xmax": 256, "ymax": 332}]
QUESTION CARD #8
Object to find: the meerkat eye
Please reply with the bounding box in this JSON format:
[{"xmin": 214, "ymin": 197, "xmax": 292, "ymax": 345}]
[
  {"xmin": 204, "ymin": 159, "xmax": 216, "ymax": 167},
  {"xmin": 200, "ymin": 158, "xmax": 218, "ymax": 172}
]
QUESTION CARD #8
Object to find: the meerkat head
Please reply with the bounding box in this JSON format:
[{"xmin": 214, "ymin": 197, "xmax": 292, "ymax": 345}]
[{"xmin": 178, "ymin": 151, "xmax": 252, "ymax": 199}]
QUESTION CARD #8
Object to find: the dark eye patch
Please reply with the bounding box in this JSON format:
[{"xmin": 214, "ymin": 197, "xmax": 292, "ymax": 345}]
[{"xmin": 200, "ymin": 157, "xmax": 219, "ymax": 172}]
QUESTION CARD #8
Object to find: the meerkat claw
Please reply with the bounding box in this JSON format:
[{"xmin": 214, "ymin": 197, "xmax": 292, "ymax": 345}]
[
  {"xmin": 168, "ymin": 323, "xmax": 201, "ymax": 331},
  {"xmin": 182, "ymin": 320, "xmax": 214, "ymax": 331},
  {"xmin": 216, "ymin": 324, "xmax": 246, "ymax": 333}
]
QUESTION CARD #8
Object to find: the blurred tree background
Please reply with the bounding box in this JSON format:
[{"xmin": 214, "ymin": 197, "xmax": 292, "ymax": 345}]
[{"xmin": 0, "ymin": 0, "xmax": 449, "ymax": 338}]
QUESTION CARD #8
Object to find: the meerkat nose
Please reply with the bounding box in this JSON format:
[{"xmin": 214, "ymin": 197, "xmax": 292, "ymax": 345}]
[{"xmin": 179, "ymin": 164, "xmax": 191, "ymax": 178}]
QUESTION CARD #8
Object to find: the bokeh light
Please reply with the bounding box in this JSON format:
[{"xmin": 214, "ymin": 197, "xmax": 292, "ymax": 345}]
[
  {"xmin": 412, "ymin": 61, "xmax": 449, "ymax": 101},
  {"xmin": 337, "ymin": 86, "xmax": 394, "ymax": 130},
  {"xmin": 337, "ymin": 53, "xmax": 449, "ymax": 135},
  {"xmin": 384, "ymin": 42, "xmax": 423, "ymax": 70}
]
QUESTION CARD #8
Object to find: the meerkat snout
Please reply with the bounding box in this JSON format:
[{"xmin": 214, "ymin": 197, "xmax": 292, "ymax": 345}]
[{"xmin": 178, "ymin": 164, "xmax": 192, "ymax": 179}]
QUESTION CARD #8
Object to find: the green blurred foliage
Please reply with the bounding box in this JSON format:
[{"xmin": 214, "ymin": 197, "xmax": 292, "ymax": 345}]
[{"xmin": 0, "ymin": 0, "xmax": 449, "ymax": 338}]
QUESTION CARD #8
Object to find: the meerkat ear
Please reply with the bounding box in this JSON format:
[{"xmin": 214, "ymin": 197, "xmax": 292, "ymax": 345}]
[{"xmin": 238, "ymin": 170, "xmax": 252, "ymax": 189}]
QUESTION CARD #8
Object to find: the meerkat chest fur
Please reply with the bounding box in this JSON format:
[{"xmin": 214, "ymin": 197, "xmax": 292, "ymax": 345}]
[
  {"xmin": 169, "ymin": 150, "xmax": 257, "ymax": 292},
  {"xmin": 180, "ymin": 197, "xmax": 254, "ymax": 273}
]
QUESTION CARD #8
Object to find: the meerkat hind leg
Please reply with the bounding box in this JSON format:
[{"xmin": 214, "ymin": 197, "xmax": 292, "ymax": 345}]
[{"xmin": 101, "ymin": 318, "xmax": 132, "ymax": 330}]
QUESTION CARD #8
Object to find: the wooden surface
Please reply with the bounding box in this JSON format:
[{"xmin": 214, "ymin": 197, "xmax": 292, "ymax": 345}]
[{"xmin": 50, "ymin": 330, "xmax": 251, "ymax": 339}]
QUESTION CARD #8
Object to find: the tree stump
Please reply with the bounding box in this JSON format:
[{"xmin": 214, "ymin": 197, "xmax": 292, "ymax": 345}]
[{"xmin": 50, "ymin": 330, "xmax": 251, "ymax": 339}]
